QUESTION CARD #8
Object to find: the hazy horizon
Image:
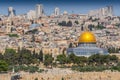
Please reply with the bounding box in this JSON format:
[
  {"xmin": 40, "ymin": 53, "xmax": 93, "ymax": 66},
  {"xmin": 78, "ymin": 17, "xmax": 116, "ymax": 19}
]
[{"xmin": 0, "ymin": 0, "xmax": 120, "ymax": 16}]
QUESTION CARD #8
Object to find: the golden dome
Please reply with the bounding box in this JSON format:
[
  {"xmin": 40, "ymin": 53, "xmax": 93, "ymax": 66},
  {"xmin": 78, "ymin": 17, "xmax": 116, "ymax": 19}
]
[{"xmin": 78, "ymin": 31, "xmax": 96, "ymax": 43}]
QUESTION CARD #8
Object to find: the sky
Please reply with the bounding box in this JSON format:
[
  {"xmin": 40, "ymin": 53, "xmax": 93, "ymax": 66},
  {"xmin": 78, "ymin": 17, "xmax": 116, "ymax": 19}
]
[{"xmin": 0, "ymin": 0, "xmax": 120, "ymax": 16}]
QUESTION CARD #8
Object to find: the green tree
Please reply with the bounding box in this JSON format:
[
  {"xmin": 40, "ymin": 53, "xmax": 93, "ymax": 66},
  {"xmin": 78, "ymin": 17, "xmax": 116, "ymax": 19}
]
[
  {"xmin": 44, "ymin": 54, "xmax": 53, "ymax": 67},
  {"xmin": 74, "ymin": 20, "xmax": 79, "ymax": 24},
  {"xmin": 35, "ymin": 78, "xmax": 38, "ymax": 80},
  {"xmin": 68, "ymin": 54, "xmax": 87, "ymax": 66},
  {"xmin": 75, "ymin": 56, "xmax": 87, "ymax": 66},
  {"xmin": 8, "ymin": 34, "xmax": 19, "ymax": 37},
  {"xmin": 3, "ymin": 48, "xmax": 40, "ymax": 65},
  {"xmin": 88, "ymin": 17, "xmax": 93, "ymax": 20},
  {"xmin": 109, "ymin": 55, "xmax": 119, "ymax": 64},
  {"xmin": 4, "ymin": 48, "xmax": 16, "ymax": 65},
  {"xmin": 58, "ymin": 21, "xmax": 66, "ymax": 26},
  {"xmin": 0, "ymin": 60, "xmax": 8, "ymax": 72},
  {"xmin": 115, "ymin": 23, "xmax": 120, "ymax": 27},
  {"xmin": 67, "ymin": 21, "xmax": 72, "ymax": 27},
  {"xmin": 108, "ymin": 47, "xmax": 119, "ymax": 53},
  {"xmin": 56, "ymin": 54, "xmax": 67, "ymax": 65},
  {"xmin": 38, "ymin": 49, "xmax": 43, "ymax": 62},
  {"xmin": 17, "ymin": 48, "xmax": 38, "ymax": 65},
  {"xmin": 88, "ymin": 25, "xmax": 94, "ymax": 31},
  {"xmin": 61, "ymin": 21, "xmax": 66, "ymax": 26},
  {"xmin": 88, "ymin": 54, "xmax": 102, "ymax": 66},
  {"xmin": 0, "ymin": 54, "xmax": 3, "ymax": 60},
  {"xmin": 96, "ymin": 25, "xmax": 105, "ymax": 30},
  {"xmin": 61, "ymin": 77, "xmax": 64, "ymax": 80},
  {"xmin": 68, "ymin": 53, "xmax": 76, "ymax": 63},
  {"xmin": 88, "ymin": 54, "xmax": 119, "ymax": 66}
]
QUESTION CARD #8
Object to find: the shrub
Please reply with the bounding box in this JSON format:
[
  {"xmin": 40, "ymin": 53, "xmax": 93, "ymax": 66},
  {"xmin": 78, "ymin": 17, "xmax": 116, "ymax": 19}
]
[
  {"xmin": 35, "ymin": 78, "xmax": 38, "ymax": 80},
  {"xmin": 8, "ymin": 34, "xmax": 19, "ymax": 37}
]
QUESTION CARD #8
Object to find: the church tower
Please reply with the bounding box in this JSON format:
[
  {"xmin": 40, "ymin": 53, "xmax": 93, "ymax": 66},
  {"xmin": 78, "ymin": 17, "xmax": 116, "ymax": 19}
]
[{"xmin": 6, "ymin": 19, "xmax": 12, "ymax": 33}]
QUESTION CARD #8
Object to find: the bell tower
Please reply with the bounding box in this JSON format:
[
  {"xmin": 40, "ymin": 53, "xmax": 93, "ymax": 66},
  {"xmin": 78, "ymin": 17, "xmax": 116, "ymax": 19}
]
[{"xmin": 6, "ymin": 18, "xmax": 12, "ymax": 33}]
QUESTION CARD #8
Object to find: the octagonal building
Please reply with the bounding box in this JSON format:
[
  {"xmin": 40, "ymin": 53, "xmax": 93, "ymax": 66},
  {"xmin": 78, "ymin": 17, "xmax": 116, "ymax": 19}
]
[{"xmin": 67, "ymin": 31, "xmax": 109, "ymax": 57}]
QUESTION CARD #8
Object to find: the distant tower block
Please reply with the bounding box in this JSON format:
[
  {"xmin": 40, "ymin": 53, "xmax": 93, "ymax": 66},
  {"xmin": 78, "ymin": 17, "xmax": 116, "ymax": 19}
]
[
  {"xmin": 36, "ymin": 4, "xmax": 43, "ymax": 18},
  {"xmin": 8, "ymin": 7, "xmax": 16, "ymax": 18},
  {"xmin": 107, "ymin": 6, "xmax": 113, "ymax": 16},
  {"xmin": 27, "ymin": 10, "xmax": 36, "ymax": 20},
  {"xmin": 54, "ymin": 7, "xmax": 60, "ymax": 16}
]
